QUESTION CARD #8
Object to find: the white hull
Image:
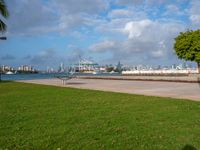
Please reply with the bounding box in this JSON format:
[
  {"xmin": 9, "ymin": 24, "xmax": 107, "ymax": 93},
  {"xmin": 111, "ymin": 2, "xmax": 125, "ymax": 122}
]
[{"xmin": 5, "ymin": 71, "xmax": 15, "ymax": 75}]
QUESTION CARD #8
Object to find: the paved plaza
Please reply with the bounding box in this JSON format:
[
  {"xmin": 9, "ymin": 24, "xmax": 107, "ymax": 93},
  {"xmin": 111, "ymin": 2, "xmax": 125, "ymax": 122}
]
[{"xmin": 18, "ymin": 78, "xmax": 200, "ymax": 101}]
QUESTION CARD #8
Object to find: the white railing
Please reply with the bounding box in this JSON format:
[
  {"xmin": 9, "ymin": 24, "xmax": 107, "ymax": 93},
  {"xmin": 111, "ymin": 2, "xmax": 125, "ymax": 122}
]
[{"xmin": 122, "ymin": 69, "xmax": 198, "ymax": 75}]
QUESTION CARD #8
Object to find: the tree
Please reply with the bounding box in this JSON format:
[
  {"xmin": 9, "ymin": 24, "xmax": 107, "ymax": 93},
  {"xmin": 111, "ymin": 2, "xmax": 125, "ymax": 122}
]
[
  {"xmin": 0, "ymin": 0, "xmax": 9, "ymax": 32},
  {"xmin": 174, "ymin": 29, "xmax": 200, "ymax": 73},
  {"xmin": 0, "ymin": 0, "xmax": 9, "ymax": 81},
  {"xmin": 106, "ymin": 66, "xmax": 114, "ymax": 72}
]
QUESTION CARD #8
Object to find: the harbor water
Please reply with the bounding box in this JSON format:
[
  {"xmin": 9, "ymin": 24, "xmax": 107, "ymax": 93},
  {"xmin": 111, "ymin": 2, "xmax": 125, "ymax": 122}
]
[{"xmin": 0, "ymin": 73, "xmax": 121, "ymax": 81}]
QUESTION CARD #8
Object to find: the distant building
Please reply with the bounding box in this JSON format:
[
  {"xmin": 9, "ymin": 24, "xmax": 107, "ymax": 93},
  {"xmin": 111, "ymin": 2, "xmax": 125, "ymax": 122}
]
[
  {"xmin": 0, "ymin": 65, "xmax": 15, "ymax": 73},
  {"xmin": 74, "ymin": 58, "xmax": 99, "ymax": 73},
  {"xmin": 58, "ymin": 62, "xmax": 65, "ymax": 73},
  {"xmin": 115, "ymin": 61, "xmax": 123, "ymax": 73},
  {"xmin": 18, "ymin": 65, "xmax": 36, "ymax": 73},
  {"xmin": 99, "ymin": 67, "xmax": 106, "ymax": 72}
]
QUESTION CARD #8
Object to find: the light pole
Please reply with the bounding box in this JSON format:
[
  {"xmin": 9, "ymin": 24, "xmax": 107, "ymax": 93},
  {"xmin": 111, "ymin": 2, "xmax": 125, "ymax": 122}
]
[{"xmin": 0, "ymin": 36, "xmax": 7, "ymax": 81}]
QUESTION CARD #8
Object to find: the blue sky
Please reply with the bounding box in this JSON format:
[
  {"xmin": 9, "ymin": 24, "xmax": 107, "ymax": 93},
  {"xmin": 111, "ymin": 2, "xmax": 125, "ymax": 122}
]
[{"xmin": 0, "ymin": 0, "xmax": 200, "ymax": 69}]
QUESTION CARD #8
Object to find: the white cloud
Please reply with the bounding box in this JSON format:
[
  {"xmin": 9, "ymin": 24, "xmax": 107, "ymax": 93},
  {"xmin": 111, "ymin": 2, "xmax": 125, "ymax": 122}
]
[
  {"xmin": 6, "ymin": 0, "xmax": 109, "ymax": 36},
  {"xmin": 116, "ymin": 0, "xmax": 143, "ymax": 6},
  {"xmin": 108, "ymin": 9, "xmax": 133, "ymax": 18},
  {"xmin": 163, "ymin": 4, "xmax": 186, "ymax": 17},
  {"xmin": 116, "ymin": 0, "xmax": 187, "ymax": 8},
  {"xmin": 166, "ymin": 5, "xmax": 179, "ymax": 12},
  {"xmin": 57, "ymin": 14, "xmax": 85, "ymax": 33},
  {"xmin": 90, "ymin": 19, "xmax": 185, "ymax": 64},
  {"xmin": 7, "ymin": 0, "xmax": 57, "ymax": 36},
  {"xmin": 90, "ymin": 41, "xmax": 117, "ymax": 52},
  {"xmin": 52, "ymin": 0, "xmax": 108, "ymax": 14},
  {"xmin": 92, "ymin": 9, "xmax": 147, "ymax": 35},
  {"xmin": 190, "ymin": 15, "xmax": 200, "ymax": 24},
  {"xmin": 189, "ymin": 0, "xmax": 200, "ymax": 26},
  {"xmin": 3, "ymin": 0, "xmax": 196, "ymax": 66},
  {"xmin": 124, "ymin": 20, "xmax": 153, "ymax": 39}
]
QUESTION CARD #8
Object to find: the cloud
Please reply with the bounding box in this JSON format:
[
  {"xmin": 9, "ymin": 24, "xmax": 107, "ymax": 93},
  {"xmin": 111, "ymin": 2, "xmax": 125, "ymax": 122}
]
[
  {"xmin": 123, "ymin": 19, "xmax": 185, "ymax": 42},
  {"xmin": 52, "ymin": 0, "xmax": 108, "ymax": 14},
  {"xmin": 108, "ymin": 9, "xmax": 133, "ymax": 19},
  {"xmin": 147, "ymin": 0, "xmax": 189, "ymax": 6},
  {"xmin": 90, "ymin": 19, "xmax": 185, "ymax": 65},
  {"xmin": 146, "ymin": 0, "xmax": 176, "ymax": 6},
  {"xmin": 30, "ymin": 49, "xmax": 57, "ymax": 65},
  {"xmin": 6, "ymin": 0, "xmax": 109, "ymax": 36},
  {"xmin": 1, "ymin": 54, "xmax": 16, "ymax": 60},
  {"xmin": 116, "ymin": 0, "xmax": 187, "ymax": 7},
  {"xmin": 124, "ymin": 19, "xmax": 153, "ymax": 39},
  {"xmin": 66, "ymin": 48, "xmax": 85, "ymax": 63},
  {"xmin": 163, "ymin": 4, "xmax": 186, "ymax": 17},
  {"xmin": 90, "ymin": 41, "xmax": 117, "ymax": 52},
  {"xmin": 6, "ymin": 0, "xmax": 191, "ymax": 37},
  {"xmin": 116, "ymin": 0, "xmax": 143, "ymax": 6},
  {"xmin": 29, "ymin": 47, "xmax": 86, "ymax": 68},
  {"xmin": 92, "ymin": 11, "xmax": 147, "ymax": 35},
  {"xmin": 189, "ymin": 0, "xmax": 200, "ymax": 26},
  {"xmin": 3, "ymin": 0, "xmax": 197, "ymax": 67},
  {"xmin": 7, "ymin": 0, "xmax": 58, "ymax": 36}
]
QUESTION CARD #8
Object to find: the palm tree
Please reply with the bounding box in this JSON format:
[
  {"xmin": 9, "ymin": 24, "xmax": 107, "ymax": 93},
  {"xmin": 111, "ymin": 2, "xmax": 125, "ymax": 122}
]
[
  {"xmin": 0, "ymin": 0, "xmax": 8, "ymax": 81},
  {"xmin": 0, "ymin": 0, "xmax": 9, "ymax": 32}
]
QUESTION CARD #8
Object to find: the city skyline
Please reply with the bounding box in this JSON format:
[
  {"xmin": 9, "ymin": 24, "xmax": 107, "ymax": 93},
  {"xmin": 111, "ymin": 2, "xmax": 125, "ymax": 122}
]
[
  {"xmin": 1, "ymin": 61, "xmax": 197, "ymax": 73},
  {"xmin": 0, "ymin": 0, "xmax": 200, "ymax": 69}
]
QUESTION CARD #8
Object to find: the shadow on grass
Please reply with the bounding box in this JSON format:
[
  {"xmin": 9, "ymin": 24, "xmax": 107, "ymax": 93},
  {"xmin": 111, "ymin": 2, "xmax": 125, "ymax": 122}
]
[
  {"xmin": 182, "ymin": 144, "xmax": 197, "ymax": 150},
  {"xmin": 0, "ymin": 80, "xmax": 12, "ymax": 84}
]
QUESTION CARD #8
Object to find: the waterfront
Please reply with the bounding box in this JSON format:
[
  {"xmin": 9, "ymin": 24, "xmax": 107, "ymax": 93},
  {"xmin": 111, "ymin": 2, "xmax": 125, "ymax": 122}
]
[
  {"xmin": 0, "ymin": 73, "xmax": 121, "ymax": 81},
  {"xmin": 18, "ymin": 78, "xmax": 200, "ymax": 101}
]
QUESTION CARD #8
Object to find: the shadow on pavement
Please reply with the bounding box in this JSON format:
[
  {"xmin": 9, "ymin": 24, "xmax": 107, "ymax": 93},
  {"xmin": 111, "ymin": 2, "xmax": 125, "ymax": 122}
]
[
  {"xmin": 198, "ymin": 77, "xmax": 200, "ymax": 88},
  {"xmin": 182, "ymin": 144, "xmax": 197, "ymax": 150},
  {"xmin": 66, "ymin": 82, "xmax": 85, "ymax": 85}
]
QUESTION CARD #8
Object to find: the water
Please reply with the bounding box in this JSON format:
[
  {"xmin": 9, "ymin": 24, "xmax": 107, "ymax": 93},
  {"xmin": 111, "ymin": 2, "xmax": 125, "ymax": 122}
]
[{"xmin": 1, "ymin": 73, "xmax": 121, "ymax": 81}]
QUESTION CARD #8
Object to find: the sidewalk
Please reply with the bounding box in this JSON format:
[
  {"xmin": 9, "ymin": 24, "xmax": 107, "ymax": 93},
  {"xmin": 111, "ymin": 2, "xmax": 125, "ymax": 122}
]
[
  {"xmin": 18, "ymin": 78, "xmax": 200, "ymax": 101},
  {"xmin": 78, "ymin": 74, "xmax": 200, "ymax": 83}
]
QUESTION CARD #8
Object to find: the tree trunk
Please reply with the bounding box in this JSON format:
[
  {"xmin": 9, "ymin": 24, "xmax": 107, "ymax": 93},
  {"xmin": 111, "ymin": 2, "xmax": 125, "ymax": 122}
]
[
  {"xmin": 0, "ymin": 69, "xmax": 1, "ymax": 81},
  {"xmin": 198, "ymin": 62, "xmax": 200, "ymax": 74}
]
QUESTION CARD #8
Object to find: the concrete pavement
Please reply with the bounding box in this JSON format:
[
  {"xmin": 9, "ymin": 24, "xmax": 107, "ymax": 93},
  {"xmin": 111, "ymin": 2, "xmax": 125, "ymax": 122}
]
[{"xmin": 18, "ymin": 78, "xmax": 200, "ymax": 101}]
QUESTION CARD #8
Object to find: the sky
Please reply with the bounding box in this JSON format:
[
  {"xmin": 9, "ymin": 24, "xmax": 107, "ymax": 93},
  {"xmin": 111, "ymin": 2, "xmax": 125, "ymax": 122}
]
[{"xmin": 0, "ymin": 0, "xmax": 200, "ymax": 69}]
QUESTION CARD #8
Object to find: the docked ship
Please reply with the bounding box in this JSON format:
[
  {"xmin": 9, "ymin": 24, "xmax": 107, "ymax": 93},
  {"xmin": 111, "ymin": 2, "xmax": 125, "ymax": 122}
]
[{"xmin": 73, "ymin": 58, "xmax": 99, "ymax": 74}]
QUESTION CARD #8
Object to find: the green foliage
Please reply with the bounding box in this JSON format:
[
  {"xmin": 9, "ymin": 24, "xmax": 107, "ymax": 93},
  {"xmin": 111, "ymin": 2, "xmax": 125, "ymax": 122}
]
[
  {"xmin": 174, "ymin": 29, "xmax": 200, "ymax": 63},
  {"xmin": 1, "ymin": 82, "xmax": 200, "ymax": 149},
  {"xmin": 0, "ymin": 20, "xmax": 6, "ymax": 32},
  {"xmin": 0, "ymin": 0, "xmax": 9, "ymax": 32},
  {"xmin": 0, "ymin": 0, "xmax": 9, "ymax": 18},
  {"xmin": 106, "ymin": 66, "xmax": 114, "ymax": 72}
]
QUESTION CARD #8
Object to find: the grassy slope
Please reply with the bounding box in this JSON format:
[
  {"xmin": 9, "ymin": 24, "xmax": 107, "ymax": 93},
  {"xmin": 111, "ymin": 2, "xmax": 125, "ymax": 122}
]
[{"xmin": 0, "ymin": 82, "xmax": 200, "ymax": 150}]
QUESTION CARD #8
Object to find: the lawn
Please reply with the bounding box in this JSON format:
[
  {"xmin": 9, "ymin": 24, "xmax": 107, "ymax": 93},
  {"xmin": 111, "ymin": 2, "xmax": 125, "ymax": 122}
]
[{"xmin": 0, "ymin": 81, "xmax": 200, "ymax": 150}]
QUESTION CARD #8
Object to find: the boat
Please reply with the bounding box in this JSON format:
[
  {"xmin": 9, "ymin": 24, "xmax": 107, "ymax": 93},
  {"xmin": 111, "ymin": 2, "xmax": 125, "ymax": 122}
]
[
  {"xmin": 109, "ymin": 71, "xmax": 117, "ymax": 74},
  {"xmin": 5, "ymin": 71, "xmax": 15, "ymax": 75},
  {"xmin": 92, "ymin": 71, "xmax": 98, "ymax": 75}
]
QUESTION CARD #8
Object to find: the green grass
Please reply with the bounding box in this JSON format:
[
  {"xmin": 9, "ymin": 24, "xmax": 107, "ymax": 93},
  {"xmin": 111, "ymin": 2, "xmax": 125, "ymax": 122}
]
[{"xmin": 0, "ymin": 82, "xmax": 200, "ymax": 150}]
